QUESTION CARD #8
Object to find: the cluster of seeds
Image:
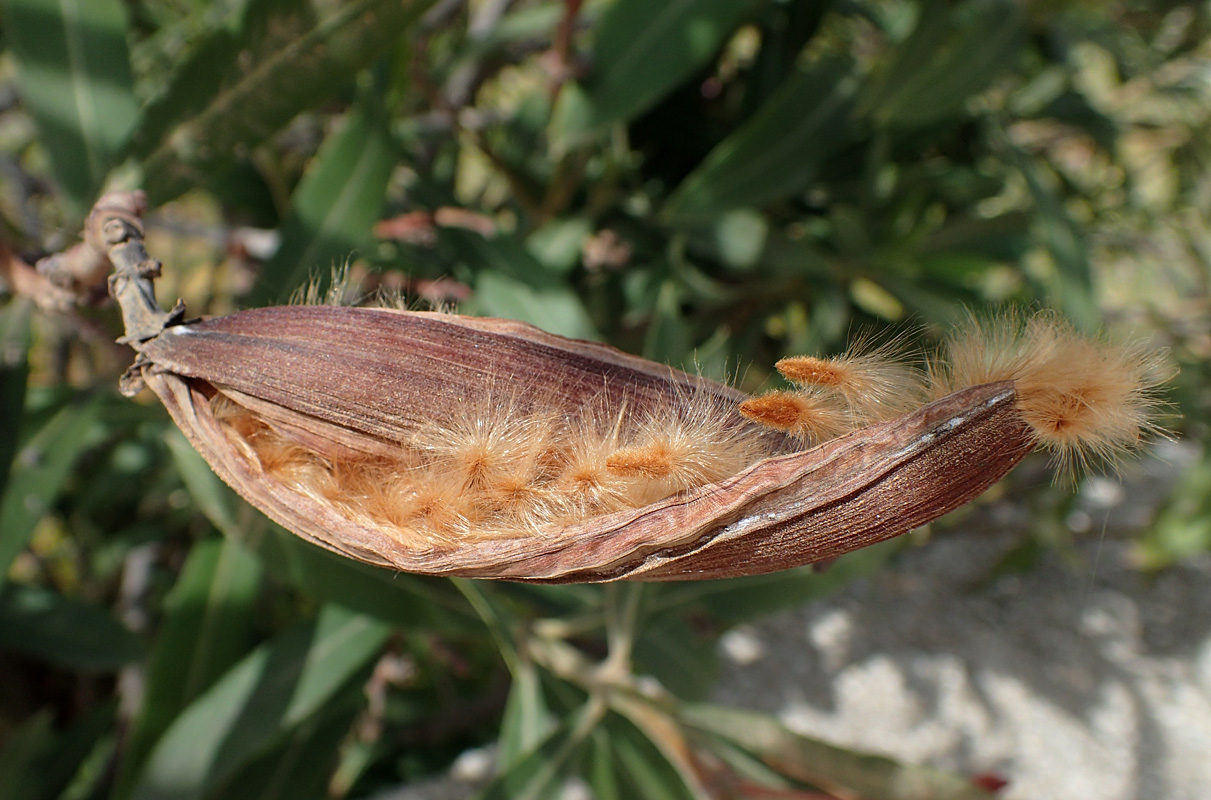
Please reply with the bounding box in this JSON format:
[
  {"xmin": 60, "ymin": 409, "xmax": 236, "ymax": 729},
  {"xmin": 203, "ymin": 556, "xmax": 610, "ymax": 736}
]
[
  {"xmin": 213, "ymin": 312, "xmax": 1170, "ymax": 546},
  {"xmin": 213, "ymin": 390, "xmax": 773, "ymax": 548}
]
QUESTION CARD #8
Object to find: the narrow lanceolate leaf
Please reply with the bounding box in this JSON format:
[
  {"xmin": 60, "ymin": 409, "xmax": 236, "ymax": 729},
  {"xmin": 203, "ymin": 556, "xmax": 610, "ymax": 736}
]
[
  {"xmin": 208, "ymin": 704, "xmax": 361, "ymax": 800},
  {"xmin": 1011, "ymin": 149, "xmax": 1097, "ymax": 332},
  {"xmin": 137, "ymin": 0, "xmax": 437, "ymax": 203},
  {"xmin": 251, "ymin": 102, "xmax": 396, "ymax": 305},
  {"xmin": 129, "ymin": 605, "xmax": 390, "ymax": 800},
  {"xmin": 0, "ymin": 711, "xmax": 55, "ymax": 800},
  {"xmin": 862, "ymin": 0, "xmax": 1025, "ymax": 129},
  {"xmin": 22, "ymin": 701, "xmax": 118, "ymax": 800},
  {"xmin": 116, "ymin": 537, "xmax": 262, "ymax": 800},
  {"xmin": 477, "ymin": 714, "xmax": 589, "ymax": 800},
  {"xmin": 681, "ymin": 704, "xmax": 997, "ymax": 800},
  {"xmin": 497, "ymin": 662, "xmax": 555, "ymax": 772},
  {"xmin": 664, "ymin": 59, "xmax": 861, "ymax": 221},
  {"xmin": 570, "ymin": 0, "xmax": 762, "ymax": 131},
  {"xmin": 0, "ymin": 299, "xmax": 33, "ymax": 500},
  {"xmin": 4, "ymin": 0, "xmax": 139, "ymax": 212},
  {"xmin": 0, "ymin": 583, "xmax": 143, "ymax": 670},
  {"xmin": 0, "ymin": 396, "xmax": 104, "ymax": 583}
]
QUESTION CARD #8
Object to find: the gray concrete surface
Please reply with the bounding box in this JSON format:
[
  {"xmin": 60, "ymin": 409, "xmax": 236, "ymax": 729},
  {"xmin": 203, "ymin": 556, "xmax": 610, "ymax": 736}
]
[{"xmin": 714, "ymin": 442, "xmax": 1211, "ymax": 800}]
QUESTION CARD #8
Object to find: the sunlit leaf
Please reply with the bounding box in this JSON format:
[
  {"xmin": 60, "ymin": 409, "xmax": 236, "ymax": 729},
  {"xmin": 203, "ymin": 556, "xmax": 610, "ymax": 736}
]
[
  {"xmin": 4, "ymin": 0, "xmax": 139, "ymax": 212},
  {"xmin": 1010, "ymin": 150, "xmax": 1098, "ymax": 331},
  {"xmin": 138, "ymin": 0, "xmax": 436, "ymax": 203},
  {"xmin": 681, "ymin": 704, "xmax": 996, "ymax": 800},
  {"xmin": 116, "ymin": 537, "xmax": 262, "ymax": 799},
  {"xmin": 1134, "ymin": 447, "xmax": 1211, "ymax": 569},
  {"xmin": 130, "ymin": 605, "xmax": 390, "ymax": 800},
  {"xmin": 251, "ymin": 100, "xmax": 397, "ymax": 304},
  {"xmin": 605, "ymin": 714, "xmax": 696, "ymax": 800},
  {"xmin": 476, "ymin": 710, "xmax": 589, "ymax": 800},
  {"xmin": 498, "ymin": 663, "xmax": 556, "ymax": 772},
  {"xmin": 475, "ymin": 271, "xmax": 600, "ymax": 341}
]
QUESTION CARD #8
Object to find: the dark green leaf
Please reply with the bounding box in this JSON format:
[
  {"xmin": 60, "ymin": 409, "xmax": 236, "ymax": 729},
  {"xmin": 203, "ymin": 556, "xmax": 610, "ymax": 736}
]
[
  {"xmin": 7, "ymin": 701, "xmax": 119, "ymax": 800},
  {"xmin": 0, "ymin": 711, "xmax": 55, "ymax": 800},
  {"xmin": 642, "ymin": 281, "xmax": 692, "ymax": 364},
  {"xmin": 138, "ymin": 0, "xmax": 436, "ymax": 203},
  {"xmin": 251, "ymin": 100, "xmax": 397, "ymax": 304},
  {"xmin": 605, "ymin": 714, "xmax": 696, "ymax": 800},
  {"xmin": 0, "ymin": 583, "xmax": 143, "ymax": 670},
  {"xmin": 664, "ymin": 58, "xmax": 861, "ymax": 221},
  {"xmin": 129, "ymin": 605, "xmax": 390, "ymax": 800},
  {"xmin": 164, "ymin": 429, "xmax": 242, "ymax": 536},
  {"xmin": 0, "ymin": 396, "xmax": 104, "ymax": 582},
  {"xmin": 526, "ymin": 217, "xmax": 593, "ymax": 274},
  {"xmin": 258, "ymin": 524, "xmax": 478, "ymax": 632},
  {"xmin": 210, "ymin": 702, "xmax": 360, "ymax": 800},
  {"xmin": 567, "ymin": 0, "xmax": 760, "ymax": 131},
  {"xmin": 632, "ymin": 617, "xmax": 717, "ymax": 702},
  {"xmin": 116, "ymin": 537, "xmax": 262, "ymax": 799},
  {"xmin": 0, "ymin": 299, "xmax": 33, "ymax": 500},
  {"xmin": 475, "ymin": 712, "xmax": 587, "ymax": 800},
  {"xmin": 4, "ymin": 0, "xmax": 139, "ymax": 212},
  {"xmin": 864, "ymin": 0, "xmax": 1025, "ymax": 130},
  {"xmin": 584, "ymin": 729, "xmax": 623, "ymax": 800},
  {"xmin": 125, "ymin": 4, "xmax": 249, "ymax": 167}
]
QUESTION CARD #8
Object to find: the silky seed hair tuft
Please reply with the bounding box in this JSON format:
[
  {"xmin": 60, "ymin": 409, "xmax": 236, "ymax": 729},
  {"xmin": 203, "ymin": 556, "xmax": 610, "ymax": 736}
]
[
  {"xmin": 774, "ymin": 335, "xmax": 928, "ymax": 424},
  {"xmin": 737, "ymin": 390, "xmax": 852, "ymax": 445},
  {"xmin": 926, "ymin": 311, "xmax": 1174, "ymax": 478}
]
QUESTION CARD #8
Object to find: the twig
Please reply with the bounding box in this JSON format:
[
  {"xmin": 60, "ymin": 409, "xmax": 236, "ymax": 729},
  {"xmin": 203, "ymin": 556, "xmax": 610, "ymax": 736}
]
[{"xmin": 87, "ymin": 191, "xmax": 187, "ymax": 395}]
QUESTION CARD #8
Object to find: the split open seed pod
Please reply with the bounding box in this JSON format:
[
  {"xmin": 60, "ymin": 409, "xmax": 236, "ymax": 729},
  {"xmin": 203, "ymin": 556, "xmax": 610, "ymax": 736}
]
[{"xmin": 95, "ymin": 192, "xmax": 1168, "ymax": 583}]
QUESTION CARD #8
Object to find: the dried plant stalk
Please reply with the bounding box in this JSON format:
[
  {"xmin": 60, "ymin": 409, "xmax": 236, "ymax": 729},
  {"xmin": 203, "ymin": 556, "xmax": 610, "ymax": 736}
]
[{"xmin": 89, "ymin": 192, "xmax": 1169, "ymax": 582}]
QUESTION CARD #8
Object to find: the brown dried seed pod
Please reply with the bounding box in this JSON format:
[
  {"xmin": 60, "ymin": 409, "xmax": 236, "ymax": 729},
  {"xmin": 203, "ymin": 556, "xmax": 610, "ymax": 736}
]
[
  {"xmin": 88, "ymin": 192, "xmax": 1162, "ymax": 583},
  {"xmin": 137, "ymin": 308, "xmax": 1032, "ymax": 581}
]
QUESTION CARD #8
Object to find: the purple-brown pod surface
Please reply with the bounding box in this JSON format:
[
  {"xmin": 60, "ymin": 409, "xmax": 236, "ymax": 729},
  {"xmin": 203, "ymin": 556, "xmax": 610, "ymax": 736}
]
[{"xmin": 96, "ymin": 192, "xmax": 1170, "ymax": 583}]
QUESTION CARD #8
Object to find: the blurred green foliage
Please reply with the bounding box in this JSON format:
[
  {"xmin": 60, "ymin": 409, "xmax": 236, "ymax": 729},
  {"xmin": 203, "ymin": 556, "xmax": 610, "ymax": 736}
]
[{"xmin": 0, "ymin": 0, "xmax": 1208, "ymax": 797}]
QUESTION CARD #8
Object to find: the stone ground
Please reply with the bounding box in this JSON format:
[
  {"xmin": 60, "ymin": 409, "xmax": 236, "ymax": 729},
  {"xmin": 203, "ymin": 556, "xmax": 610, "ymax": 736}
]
[
  {"xmin": 381, "ymin": 442, "xmax": 1211, "ymax": 799},
  {"xmin": 714, "ymin": 441, "xmax": 1211, "ymax": 800}
]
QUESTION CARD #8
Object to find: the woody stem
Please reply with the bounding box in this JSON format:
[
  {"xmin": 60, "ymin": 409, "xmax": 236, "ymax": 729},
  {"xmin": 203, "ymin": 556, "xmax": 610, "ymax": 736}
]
[{"xmin": 92, "ymin": 190, "xmax": 182, "ymax": 347}]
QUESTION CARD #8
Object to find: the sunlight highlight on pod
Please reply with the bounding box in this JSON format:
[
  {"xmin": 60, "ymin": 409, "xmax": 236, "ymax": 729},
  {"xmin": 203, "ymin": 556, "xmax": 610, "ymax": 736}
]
[{"xmin": 210, "ymin": 310, "xmax": 1171, "ymax": 550}]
